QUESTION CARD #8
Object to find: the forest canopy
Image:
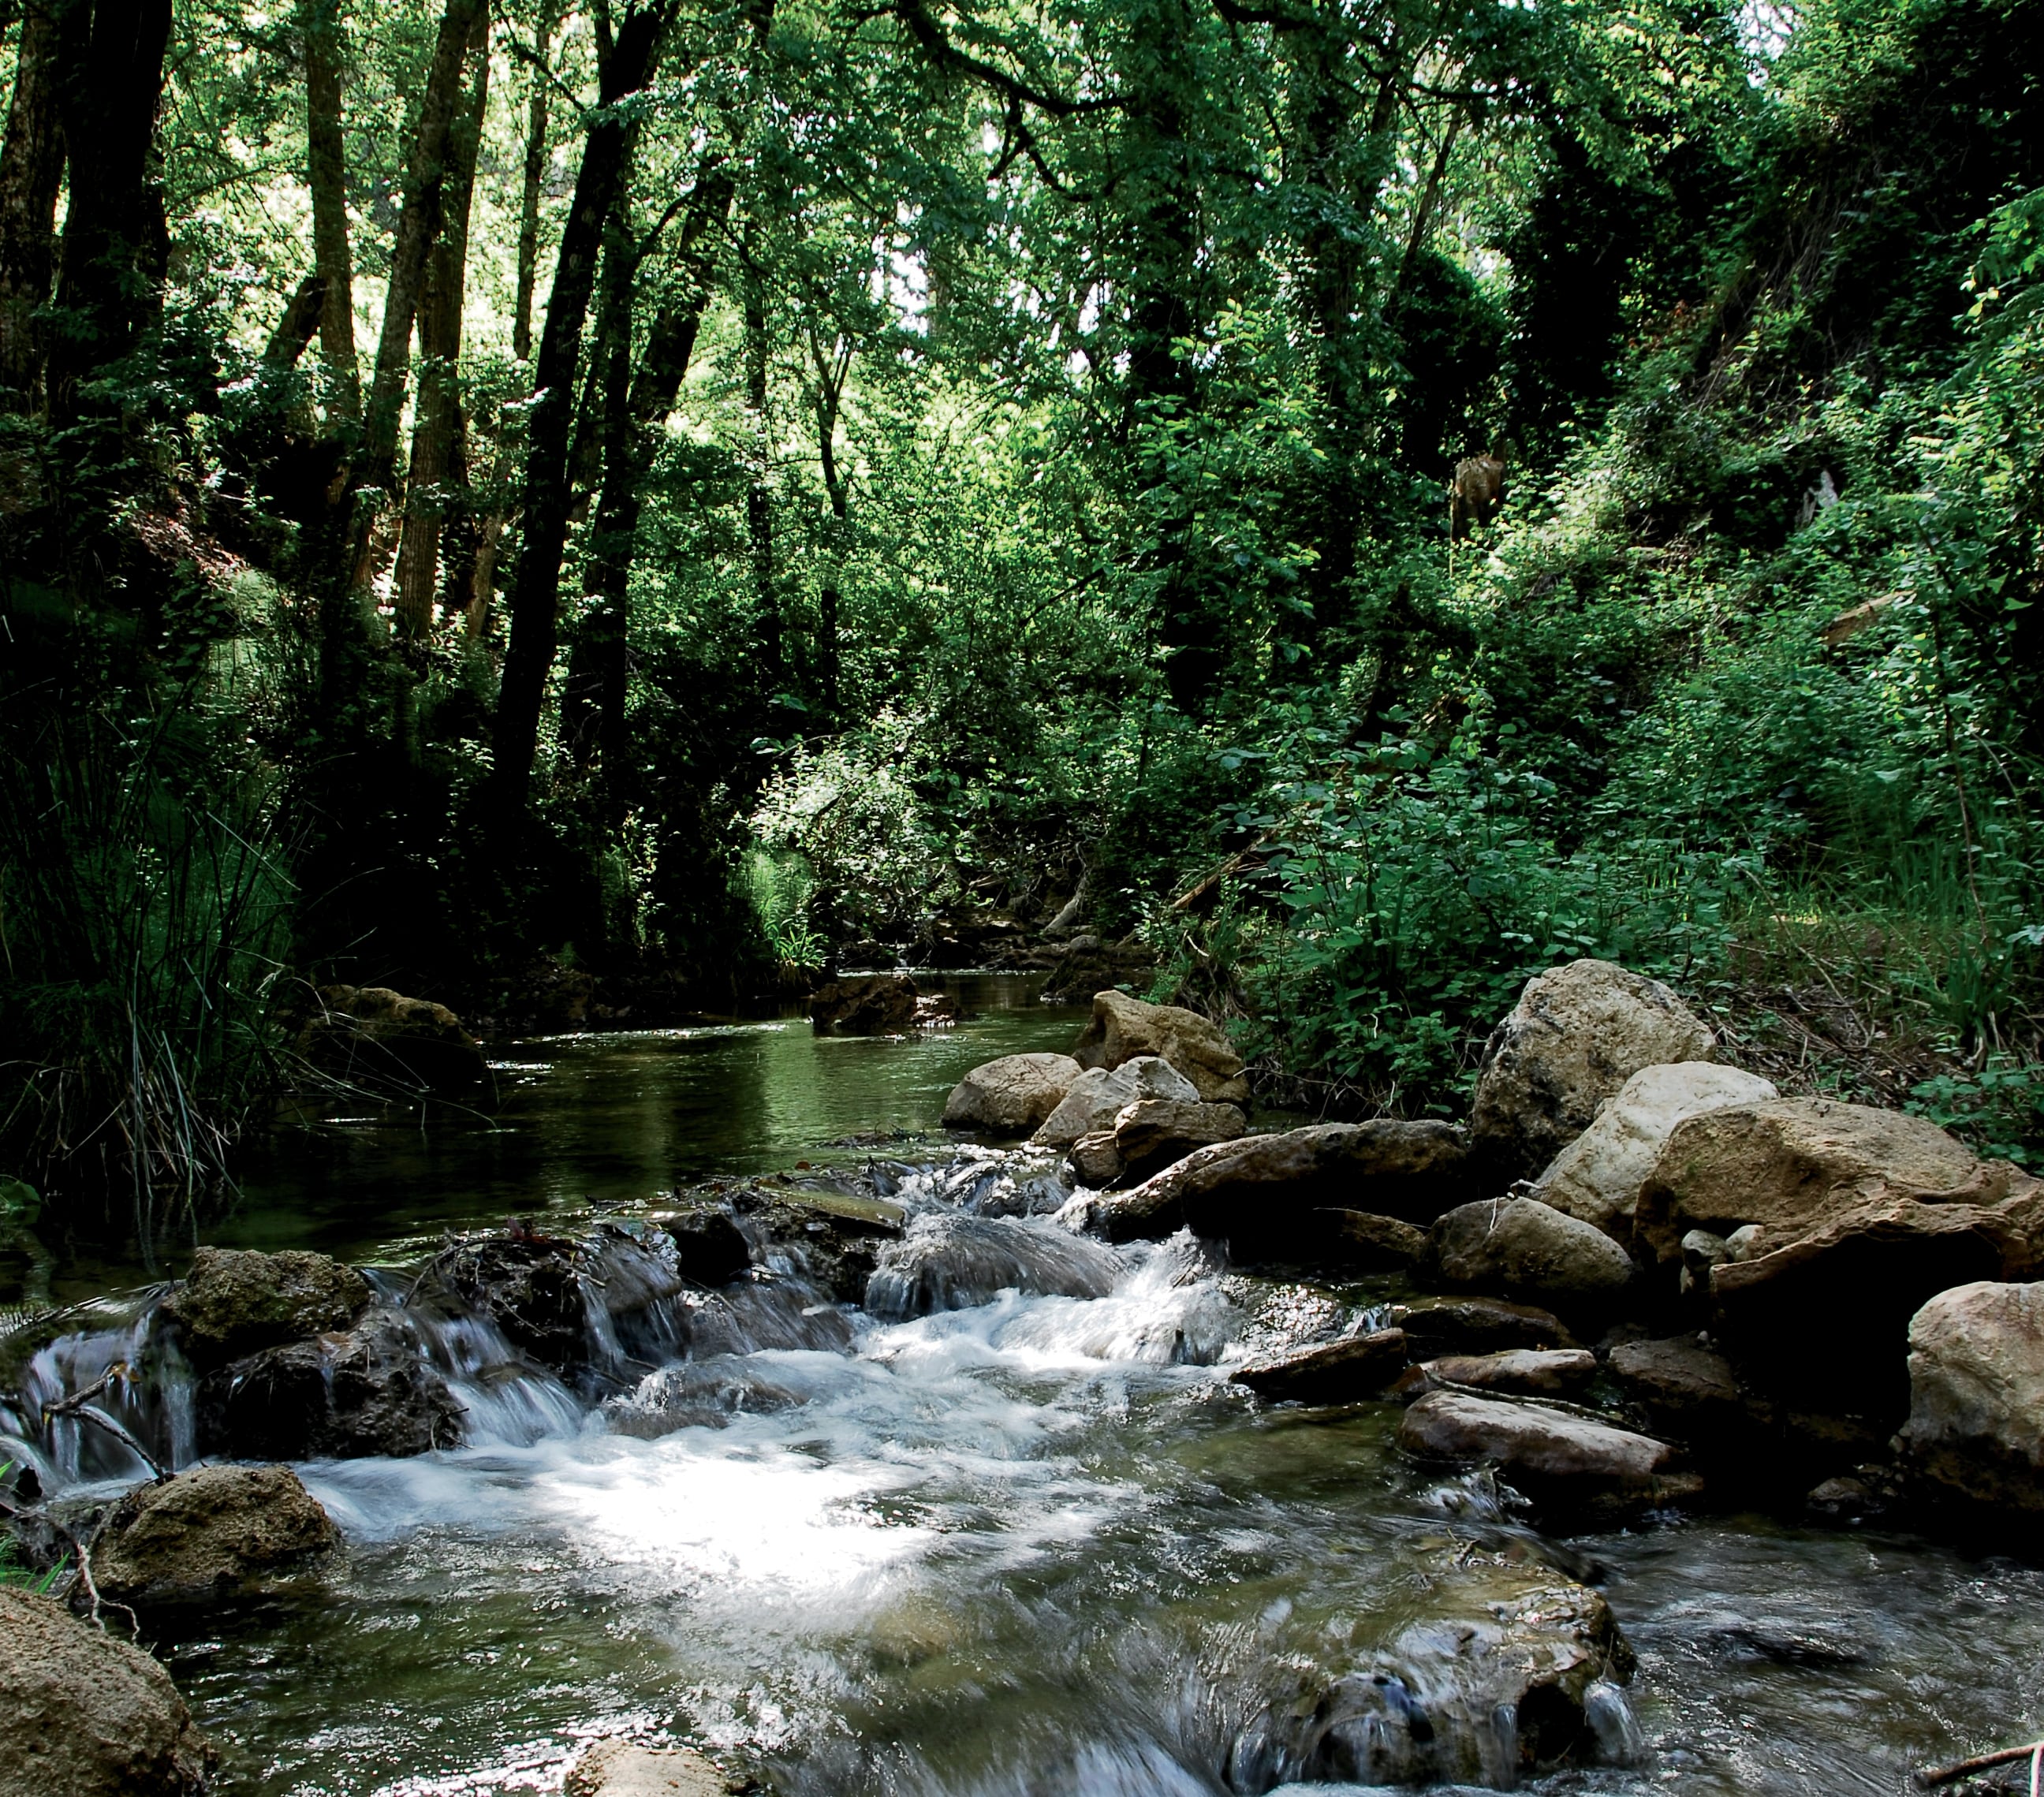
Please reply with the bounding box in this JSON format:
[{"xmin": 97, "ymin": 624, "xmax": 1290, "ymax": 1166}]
[{"xmin": 2, "ymin": 0, "xmax": 2039, "ymax": 1231}]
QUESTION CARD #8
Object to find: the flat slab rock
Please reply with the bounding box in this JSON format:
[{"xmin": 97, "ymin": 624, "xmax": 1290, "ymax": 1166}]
[
  {"xmin": 1399, "ymin": 1391, "xmax": 1699, "ymax": 1522},
  {"xmin": 1233, "ymin": 1328, "xmax": 1409, "ymax": 1402},
  {"xmin": 1396, "ymin": 1296, "xmax": 1576, "ymax": 1357},
  {"xmin": 565, "ymin": 1740, "xmax": 726, "ymax": 1797},
  {"xmin": 1401, "ymin": 1348, "xmax": 1598, "ymax": 1400}
]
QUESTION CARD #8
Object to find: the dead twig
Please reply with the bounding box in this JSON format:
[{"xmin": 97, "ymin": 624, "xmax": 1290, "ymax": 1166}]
[
  {"xmin": 42, "ymin": 1366, "xmax": 168, "ymax": 1482},
  {"xmin": 1917, "ymin": 1741, "xmax": 2044, "ymax": 1789}
]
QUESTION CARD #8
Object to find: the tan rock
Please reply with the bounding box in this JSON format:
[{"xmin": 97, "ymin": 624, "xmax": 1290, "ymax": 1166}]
[
  {"xmin": 1636, "ymin": 1096, "xmax": 1983, "ymax": 1266},
  {"xmin": 1534, "ymin": 1062, "xmax": 1777, "ymax": 1240},
  {"xmin": 1087, "ymin": 1120, "xmax": 1471, "ymax": 1247},
  {"xmin": 1031, "ymin": 1057, "xmax": 1199, "ymax": 1147},
  {"xmin": 1072, "ymin": 990, "xmax": 1249, "ymax": 1105},
  {"xmin": 1232, "ymin": 1328, "xmax": 1408, "ymax": 1402},
  {"xmin": 1315, "ymin": 1209, "xmax": 1429, "ymax": 1269},
  {"xmin": 1397, "ymin": 1296, "xmax": 1575, "ymax": 1356},
  {"xmin": 1898, "ymin": 1280, "xmax": 2044, "ymax": 1513},
  {"xmin": 0, "ymin": 1586, "xmax": 215, "ymax": 1797},
  {"xmin": 1471, "ymin": 960, "xmax": 1716, "ymax": 1180},
  {"xmin": 1111, "ymin": 1095, "xmax": 1245, "ymax": 1180},
  {"xmin": 1067, "ymin": 1130, "xmax": 1126, "ymax": 1188},
  {"xmin": 564, "ymin": 1739, "xmax": 726, "ymax": 1797},
  {"xmin": 91, "ymin": 1463, "xmax": 341, "ymax": 1606},
  {"xmin": 1399, "ymin": 1391, "xmax": 1699, "ymax": 1522},
  {"xmin": 941, "ymin": 1053, "xmax": 1083, "ymax": 1135},
  {"xmin": 1413, "ymin": 1348, "xmax": 1598, "ymax": 1399},
  {"xmin": 1430, "ymin": 1197, "xmax": 1636, "ymax": 1307}
]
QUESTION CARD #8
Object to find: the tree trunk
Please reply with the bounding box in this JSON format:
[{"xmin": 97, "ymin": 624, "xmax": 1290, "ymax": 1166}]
[
  {"xmin": 46, "ymin": 0, "xmax": 174, "ymax": 414},
  {"xmin": 490, "ymin": 0, "xmax": 678, "ymax": 815},
  {"xmin": 0, "ymin": 0, "xmax": 65, "ymax": 407},
  {"xmin": 302, "ymin": 0, "xmax": 360, "ymax": 422},
  {"xmin": 744, "ymin": 218, "xmax": 781, "ymax": 686},
  {"xmin": 393, "ymin": 8, "xmax": 489, "ymax": 646},
  {"xmin": 513, "ymin": 0, "xmax": 559, "ymax": 363},
  {"xmin": 263, "ymin": 270, "xmax": 327, "ymax": 369},
  {"xmin": 352, "ymin": 0, "xmax": 487, "ymax": 536},
  {"xmin": 562, "ymin": 162, "xmax": 735, "ymax": 777}
]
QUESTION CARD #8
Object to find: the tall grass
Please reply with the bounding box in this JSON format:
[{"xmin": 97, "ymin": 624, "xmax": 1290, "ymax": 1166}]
[{"xmin": 0, "ymin": 678, "xmax": 294, "ymax": 1244}]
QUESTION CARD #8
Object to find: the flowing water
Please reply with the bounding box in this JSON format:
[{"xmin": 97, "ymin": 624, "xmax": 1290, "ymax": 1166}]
[{"xmin": 5, "ymin": 975, "xmax": 2043, "ymax": 1796}]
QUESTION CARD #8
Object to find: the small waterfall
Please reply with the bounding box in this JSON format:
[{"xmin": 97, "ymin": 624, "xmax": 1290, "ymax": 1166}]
[
  {"xmin": 865, "ymin": 1215, "xmax": 1125, "ymax": 1321},
  {"xmin": 1, "ymin": 1304, "xmax": 193, "ymax": 1493}
]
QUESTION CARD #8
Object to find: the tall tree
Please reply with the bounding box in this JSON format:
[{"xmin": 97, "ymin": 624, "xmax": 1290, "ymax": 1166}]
[
  {"xmin": 490, "ymin": 0, "xmax": 681, "ymax": 815},
  {"xmin": 0, "ymin": 0, "xmax": 65, "ymax": 406},
  {"xmin": 393, "ymin": 5, "xmax": 490, "ymax": 651},
  {"xmin": 47, "ymin": 0, "xmax": 174, "ymax": 414},
  {"xmin": 302, "ymin": 0, "xmax": 361, "ymax": 421},
  {"xmin": 513, "ymin": 0, "xmax": 561, "ymax": 363}
]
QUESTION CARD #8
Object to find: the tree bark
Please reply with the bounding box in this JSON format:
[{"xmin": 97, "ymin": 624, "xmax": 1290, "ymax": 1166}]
[
  {"xmin": 744, "ymin": 216, "xmax": 781, "ymax": 686},
  {"xmin": 513, "ymin": 0, "xmax": 559, "ymax": 363},
  {"xmin": 490, "ymin": 0, "xmax": 678, "ymax": 815},
  {"xmin": 393, "ymin": 6, "xmax": 489, "ymax": 646},
  {"xmin": 302, "ymin": 0, "xmax": 360, "ymax": 421},
  {"xmin": 353, "ymin": 0, "xmax": 488, "ymax": 531},
  {"xmin": 561, "ymin": 162, "xmax": 735, "ymax": 775},
  {"xmin": 46, "ymin": 0, "xmax": 174, "ymax": 414},
  {"xmin": 264, "ymin": 270, "xmax": 328, "ymax": 369},
  {"xmin": 0, "ymin": 0, "xmax": 65, "ymax": 406}
]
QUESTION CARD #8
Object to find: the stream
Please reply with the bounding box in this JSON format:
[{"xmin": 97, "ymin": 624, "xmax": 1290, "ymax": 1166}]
[{"xmin": 4, "ymin": 974, "xmax": 2042, "ymax": 1796}]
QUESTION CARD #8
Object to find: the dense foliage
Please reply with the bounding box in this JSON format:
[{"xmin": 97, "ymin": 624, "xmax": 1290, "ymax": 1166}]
[{"xmin": 1, "ymin": 0, "xmax": 2038, "ymax": 1229}]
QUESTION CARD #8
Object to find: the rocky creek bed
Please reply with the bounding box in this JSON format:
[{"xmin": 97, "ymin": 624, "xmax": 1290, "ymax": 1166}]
[{"xmin": 4, "ymin": 971, "xmax": 2044, "ymax": 1796}]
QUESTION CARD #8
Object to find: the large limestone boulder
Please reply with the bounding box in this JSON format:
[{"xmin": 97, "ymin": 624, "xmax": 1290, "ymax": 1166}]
[
  {"xmin": 1897, "ymin": 1281, "xmax": 2044, "ymax": 1514},
  {"xmin": 91, "ymin": 1463, "xmax": 340, "ymax": 1607},
  {"xmin": 1429, "ymin": 1197, "xmax": 1636, "ymax": 1309},
  {"xmin": 1471, "ymin": 960, "xmax": 1716, "ymax": 1180},
  {"xmin": 162, "ymin": 1247, "xmax": 371, "ymax": 1369},
  {"xmin": 301, "ymin": 982, "xmax": 487, "ymax": 1088},
  {"xmin": 565, "ymin": 1739, "xmax": 726, "ymax": 1797},
  {"xmin": 808, "ymin": 973, "xmax": 918, "ymax": 1035},
  {"xmin": 1231, "ymin": 1328, "xmax": 1409, "ymax": 1403},
  {"xmin": 1706, "ymin": 1165, "xmax": 2044, "ymax": 1419},
  {"xmin": 1071, "ymin": 990, "xmax": 1249, "ymax": 1105},
  {"xmin": 1111, "ymin": 1096, "xmax": 1246, "ymax": 1181},
  {"xmin": 196, "ymin": 1310, "xmax": 464, "ymax": 1460},
  {"xmin": 1398, "ymin": 1391, "xmax": 1699, "ymax": 1523},
  {"xmin": 1534, "ymin": 1063, "xmax": 1778, "ymax": 1242},
  {"xmin": 942, "ymin": 1053, "xmax": 1083, "ymax": 1135},
  {"xmin": 1031, "ymin": 1056, "xmax": 1198, "ymax": 1146},
  {"xmin": 1086, "ymin": 1120, "xmax": 1472, "ymax": 1248},
  {"xmin": 1257, "ymin": 1551, "xmax": 1638, "ymax": 1787},
  {"xmin": 1634, "ymin": 1096, "xmax": 1985, "ymax": 1266},
  {"xmin": 0, "ymin": 1586, "xmax": 215, "ymax": 1797}
]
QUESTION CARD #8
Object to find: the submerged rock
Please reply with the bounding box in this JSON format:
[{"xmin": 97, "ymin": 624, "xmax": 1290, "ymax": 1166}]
[
  {"xmin": 1031, "ymin": 1056, "xmax": 1199, "ymax": 1147},
  {"xmin": 1470, "ymin": 960, "xmax": 1717, "ymax": 1181},
  {"xmin": 1429, "ymin": 1197, "xmax": 1636, "ymax": 1310},
  {"xmin": 161, "ymin": 1247, "xmax": 371, "ymax": 1369},
  {"xmin": 1071, "ymin": 990, "xmax": 1250, "ymax": 1105},
  {"xmin": 0, "ymin": 1586, "xmax": 215, "ymax": 1797},
  {"xmin": 1087, "ymin": 1120, "xmax": 1472, "ymax": 1249},
  {"xmin": 300, "ymin": 982, "xmax": 487, "ymax": 1089},
  {"xmin": 1533, "ymin": 1062, "xmax": 1778, "ymax": 1241},
  {"xmin": 1232, "ymin": 1328, "xmax": 1409, "ymax": 1403},
  {"xmin": 1634, "ymin": 1096, "xmax": 1987, "ymax": 1268},
  {"xmin": 564, "ymin": 1739, "xmax": 726, "ymax": 1797},
  {"xmin": 809, "ymin": 973, "xmax": 919, "ymax": 1035},
  {"xmin": 603, "ymin": 1359, "xmax": 805, "ymax": 1438},
  {"xmin": 865, "ymin": 1215, "xmax": 1124, "ymax": 1319},
  {"xmin": 1898, "ymin": 1280, "xmax": 2044, "ymax": 1515},
  {"xmin": 1240, "ymin": 1550, "xmax": 1638, "ymax": 1788},
  {"xmin": 196, "ymin": 1310, "xmax": 464, "ymax": 1460},
  {"xmin": 942, "ymin": 1053, "xmax": 1083, "ymax": 1135},
  {"xmin": 1398, "ymin": 1392, "xmax": 1699, "ymax": 1523},
  {"xmin": 91, "ymin": 1463, "xmax": 340, "ymax": 1606}
]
